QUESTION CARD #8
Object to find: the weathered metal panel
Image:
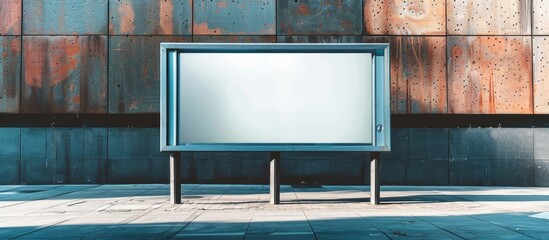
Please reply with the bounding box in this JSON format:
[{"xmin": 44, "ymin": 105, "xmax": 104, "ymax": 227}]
[
  {"xmin": 449, "ymin": 159, "xmax": 491, "ymax": 186},
  {"xmin": 0, "ymin": 158, "xmax": 19, "ymax": 184},
  {"xmin": 534, "ymin": 160, "xmax": 549, "ymax": 186},
  {"xmin": 109, "ymin": 36, "xmax": 191, "ymax": 113},
  {"xmin": 364, "ymin": 0, "xmax": 445, "ymax": 35},
  {"xmin": 277, "ymin": 35, "xmax": 361, "ymax": 43},
  {"xmin": 277, "ymin": 0, "xmax": 362, "ymax": 35},
  {"xmin": 107, "ymin": 128, "xmax": 132, "ymax": 158},
  {"xmin": 447, "ymin": 36, "xmax": 533, "ymax": 114},
  {"xmin": 109, "ymin": 0, "xmax": 192, "ymax": 35},
  {"xmin": 0, "ymin": 0, "xmax": 21, "ymax": 35},
  {"xmin": 0, "ymin": 36, "xmax": 20, "ymax": 113},
  {"xmin": 150, "ymin": 157, "xmax": 169, "ymax": 183},
  {"xmin": 21, "ymin": 128, "xmax": 47, "ymax": 158},
  {"xmin": 46, "ymin": 128, "xmax": 84, "ymax": 159},
  {"xmin": 449, "ymin": 128, "xmax": 534, "ymax": 160},
  {"xmin": 0, "ymin": 128, "xmax": 19, "ymax": 159},
  {"xmin": 23, "ymin": 0, "xmax": 108, "ymax": 35},
  {"xmin": 108, "ymin": 158, "xmax": 150, "ymax": 184},
  {"xmin": 22, "ymin": 36, "xmax": 108, "ymax": 113},
  {"xmin": 193, "ymin": 36, "xmax": 276, "ymax": 43},
  {"xmin": 83, "ymin": 128, "xmax": 107, "ymax": 159},
  {"xmin": 380, "ymin": 159, "xmax": 407, "ymax": 185},
  {"xmin": 82, "ymin": 158, "xmax": 107, "ymax": 184},
  {"xmin": 193, "ymin": 0, "xmax": 275, "ymax": 35},
  {"xmin": 381, "ymin": 128, "xmax": 449, "ymax": 160},
  {"xmin": 491, "ymin": 159, "xmax": 534, "ymax": 186},
  {"xmin": 407, "ymin": 160, "xmax": 449, "ymax": 185},
  {"xmin": 534, "ymin": 37, "xmax": 549, "ymax": 113},
  {"xmin": 363, "ymin": 36, "xmax": 447, "ymax": 113},
  {"xmin": 447, "ymin": 0, "xmax": 531, "ymax": 35},
  {"xmin": 533, "ymin": 0, "xmax": 549, "ymax": 35},
  {"xmin": 132, "ymin": 128, "xmax": 166, "ymax": 158},
  {"xmin": 21, "ymin": 158, "xmax": 54, "ymax": 184},
  {"xmin": 534, "ymin": 128, "xmax": 549, "ymax": 159}
]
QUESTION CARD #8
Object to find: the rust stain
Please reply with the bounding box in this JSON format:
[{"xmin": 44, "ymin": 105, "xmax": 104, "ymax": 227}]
[
  {"xmin": 217, "ymin": 1, "xmax": 227, "ymax": 8},
  {"xmin": 297, "ymin": 4, "xmax": 310, "ymax": 15},
  {"xmin": 0, "ymin": 0, "xmax": 21, "ymax": 34},
  {"xmin": 193, "ymin": 22, "xmax": 223, "ymax": 34},
  {"xmin": 118, "ymin": 2, "xmax": 135, "ymax": 34},
  {"xmin": 365, "ymin": 0, "xmax": 445, "ymax": 35},
  {"xmin": 1, "ymin": 52, "xmax": 7, "ymax": 58},
  {"xmin": 71, "ymin": 95, "xmax": 80, "ymax": 104},
  {"xmin": 24, "ymin": 38, "xmax": 45, "ymax": 88},
  {"xmin": 49, "ymin": 38, "xmax": 80, "ymax": 86},
  {"xmin": 160, "ymin": 0, "xmax": 174, "ymax": 34}
]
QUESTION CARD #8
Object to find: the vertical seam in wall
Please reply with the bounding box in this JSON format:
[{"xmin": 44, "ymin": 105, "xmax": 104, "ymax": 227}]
[
  {"xmin": 445, "ymin": 0, "xmax": 450, "ymax": 186},
  {"xmin": 19, "ymin": 0, "xmax": 23, "ymax": 185},
  {"xmin": 106, "ymin": 0, "xmax": 110, "ymax": 184}
]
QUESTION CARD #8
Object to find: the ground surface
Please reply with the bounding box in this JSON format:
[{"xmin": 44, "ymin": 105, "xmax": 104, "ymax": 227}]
[{"xmin": 0, "ymin": 184, "xmax": 548, "ymax": 239}]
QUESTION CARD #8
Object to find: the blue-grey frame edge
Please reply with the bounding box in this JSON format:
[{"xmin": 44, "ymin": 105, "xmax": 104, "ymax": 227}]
[{"xmin": 160, "ymin": 43, "xmax": 391, "ymax": 152}]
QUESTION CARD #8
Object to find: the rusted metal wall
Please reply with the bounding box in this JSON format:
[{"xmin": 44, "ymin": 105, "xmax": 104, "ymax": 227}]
[{"xmin": 0, "ymin": 0, "xmax": 547, "ymax": 186}]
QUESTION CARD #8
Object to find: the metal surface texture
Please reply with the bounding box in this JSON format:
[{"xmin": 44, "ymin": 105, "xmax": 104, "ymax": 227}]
[
  {"xmin": 160, "ymin": 43, "xmax": 391, "ymax": 152},
  {"xmin": 533, "ymin": 0, "xmax": 549, "ymax": 35},
  {"xmin": 109, "ymin": 0, "xmax": 192, "ymax": 35},
  {"xmin": 277, "ymin": 0, "xmax": 362, "ymax": 35},
  {"xmin": 193, "ymin": 0, "xmax": 275, "ymax": 35},
  {"xmin": 534, "ymin": 37, "xmax": 549, "ymax": 113},
  {"xmin": 23, "ymin": 0, "xmax": 108, "ymax": 35},
  {"xmin": 364, "ymin": 0, "xmax": 445, "ymax": 35},
  {"xmin": 0, "ymin": 36, "xmax": 20, "ymax": 113},
  {"xmin": 22, "ymin": 36, "xmax": 107, "ymax": 113},
  {"xmin": 447, "ymin": 0, "xmax": 531, "ymax": 35},
  {"xmin": 194, "ymin": 36, "xmax": 276, "ymax": 43},
  {"xmin": 447, "ymin": 36, "xmax": 533, "ymax": 114},
  {"xmin": 109, "ymin": 36, "xmax": 191, "ymax": 113},
  {"xmin": 0, "ymin": 0, "xmax": 21, "ymax": 35},
  {"xmin": 364, "ymin": 36, "xmax": 447, "ymax": 114}
]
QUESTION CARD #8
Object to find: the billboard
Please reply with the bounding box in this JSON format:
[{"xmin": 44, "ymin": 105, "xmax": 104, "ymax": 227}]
[{"xmin": 160, "ymin": 43, "xmax": 390, "ymax": 151}]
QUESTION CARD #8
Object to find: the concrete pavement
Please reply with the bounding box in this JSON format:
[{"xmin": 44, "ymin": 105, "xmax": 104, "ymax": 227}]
[{"xmin": 0, "ymin": 184, "xmax": 548, "ymax": 239}]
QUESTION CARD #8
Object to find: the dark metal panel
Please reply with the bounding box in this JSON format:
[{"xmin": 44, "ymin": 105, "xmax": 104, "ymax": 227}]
[
  {"xmin": 533, "ymin": 37, "xmax": 549, "ymax": 113},
  {"xmin": 21, "ymin": 127, "xmax": 47, "ymax": 158},
  {"xmin": 132, "ymin": 128, "xmax": 167, "ymax": 158},
  {"xmin": 150, "ymin": 157, "xmax": 169, "ymax": 183},
  {"xmin": 449, "ymin": 159, "xmax": 491, "ymax": 186},
  {"xmin": 327, "ymin": 159, "xmax": 364, "ymax": 184},
  {"xmin": 284, "ymin": 159, "xmax": 330, "ymax": 184},
  {"xmin": 407, "ymin": 160, "xmax": 449, "ymax": 185},
  {"xmin": 364, "ymin": 0, "xmax": 445, "ymax": 35},
  {"xmin": 193, "ymin": 36, "xmax": 276, "ymax": 43},
  {"xmin": 533, "ymin": 0, "xmax": 549, "ymax": 35},
  {"xmin": 447, "ymin": 0, "xmax": 531, "ymax": 35},
  {"xmin": 107, "ymin": 157, "xmax": 150, "ymax": 184},
  {"xmin": 380, "ymin": 159, "xmax": 407, "ymax": 185},
  {"xmin": 491, "ymin": 159, "xmax": 534, "ymax": 186},
  {"xmin": 277, "ymin": 35, "xmax": 362, "ymax": 43},
  {"xmin": 22, "ymin": 36, "xmax": 108, "ymax": 113},
  {"xmin": 46, "ymin": 128, "xmax": 84, "ymax": 159},
  {"xmin": 23, "ymin": 0, "xmax": 108, "ymax": 35},
  {"xmin": 0, "ymin": 0, "xmax": 21, "ymax": 35},
  {"xmin": 0, "ymin": 158, "xmax": 19, "ymax": 184},
  {"xmin": 193, "ymin": 0, "xmax": 275, "ymax": 35},
  {"xmin": 107, "ymin": 128, "xmax": 132, "ymax": 158},
  {"xmin": 82, "ymin": 157, "xmax": 107, "ymax": 184},
  {"xmin": 281, "ymin": 152, "xmax": 363, "ymax": 160},
  {"xmin": 109, "ymin": 36, "xmax": 191, "ymax": 113},
  {"xmin": 447, "ymin": 36, "xmax": 533, "ymax": 114},
  {"xmin": 363, "ymin": 36, "xmax": 446, "ymax": 113},
  {"xmin": 381, "ymin": 128, "xmax": 449, "ymax": 160},
  {"xmin": 0, "ymin": 128, "xmax": 20, "ymax": 158},
  {"xmin": 21, "ymin": 158, "xmax": 54, "ymax": 184},
  {"xmin": 449, "ymin": 128, "xmax": 534, "ymax": 160},
  {"xmin": 534, "ymin": 160, "xmax": 549, "ymax": 186},
  {"xmin": 0, "ymin": 36, "xmax": 21, "ymax": 113},
  {"xmin": 277, "ymin": 0, "xmax": 362, "ymax": 35},
  {"xmin": 534, "ymin": 128, "xmax": 549, "ymax": 159},
  {"xmin": 109, "ymin": 0, "xmax": 192, "ymax": 35},
  {"xmin": 83, "ymin": 128, "xmax": 107, "ymax": 159}
]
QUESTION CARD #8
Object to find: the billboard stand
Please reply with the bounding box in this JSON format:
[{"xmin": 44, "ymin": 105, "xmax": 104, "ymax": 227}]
[
  {"xmin": 170, "ymin": 152, "xmax": 181, "ymax": 204},
  {"xmin": 370, "ymin": 152, "xmax": 381, "ymax": 205},
  {"xmin": 270, "ymin": 152, "xmax": 281, "ymax": 204}
]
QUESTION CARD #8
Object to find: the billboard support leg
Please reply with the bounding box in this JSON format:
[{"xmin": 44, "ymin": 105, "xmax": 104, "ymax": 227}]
[
  {"xmin": 270, "ymin": 152, "xmax": 281, "ymax": 205},
  {"xmin": 370, "ymin": 152, "xmax": 381, "ymax": 205},
  {"xmin": 170, "ymin": 152, "xmax": 181, "ymax": 204}
]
